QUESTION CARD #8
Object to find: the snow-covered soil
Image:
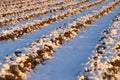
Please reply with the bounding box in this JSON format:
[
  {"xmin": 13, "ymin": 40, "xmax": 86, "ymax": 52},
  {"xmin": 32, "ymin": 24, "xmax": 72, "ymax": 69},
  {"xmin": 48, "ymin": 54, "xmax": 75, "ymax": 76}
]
[
  {"xmin": 28, "ymin": 4, "xmax": 120, "ymax": 80},
  {"xmin": 77, "ymin": 13, "xmax": 120, "ymax": 80},
  {"xmin": 0, "ymin": 0, "xmax": 120, "ymax": 80}
]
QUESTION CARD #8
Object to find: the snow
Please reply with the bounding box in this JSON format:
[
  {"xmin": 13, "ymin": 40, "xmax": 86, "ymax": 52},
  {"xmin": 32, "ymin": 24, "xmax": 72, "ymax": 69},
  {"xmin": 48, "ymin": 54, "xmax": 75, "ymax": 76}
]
[
  {"xmin": 0, "ymin": 0, "xmax": 109, "ymax": 60},
  {"xmin": 0, "ymin": 0, "xmax": 120, "ymax": 80},
  {"xmin": 28, "ymin": 4, "xmax": 120, "ymax": 80}
]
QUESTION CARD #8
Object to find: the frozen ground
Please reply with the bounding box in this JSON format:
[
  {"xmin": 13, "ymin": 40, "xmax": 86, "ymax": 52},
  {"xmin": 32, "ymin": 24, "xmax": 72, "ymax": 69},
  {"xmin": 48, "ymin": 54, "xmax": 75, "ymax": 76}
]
[
  {"xmin": 0, "ymin": 0, "xmax": 120, "ymax": 80},
  {"xmin": 28, "ymin": 4, "xmax": 120, "ymax": 80}
]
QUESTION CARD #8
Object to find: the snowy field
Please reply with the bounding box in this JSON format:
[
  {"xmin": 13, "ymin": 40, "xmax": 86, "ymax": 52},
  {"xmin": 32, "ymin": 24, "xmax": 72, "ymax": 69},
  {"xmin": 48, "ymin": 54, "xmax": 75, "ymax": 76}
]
[{"xmin": 0, "ymin": 0, "xmax": 120, "ymax": 80}]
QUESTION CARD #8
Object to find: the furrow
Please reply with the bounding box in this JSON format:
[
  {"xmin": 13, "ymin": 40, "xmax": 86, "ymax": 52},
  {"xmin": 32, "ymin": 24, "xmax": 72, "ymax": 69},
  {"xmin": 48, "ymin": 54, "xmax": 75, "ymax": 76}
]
[
  {"xmin": 77, "ymin": 14, "xmax": 120, "ymax": 80},
  {"xmin": 0, "ymin": 0, "xmax": 106, "ymax": 41},
  {"xmin": 0, "ymin": 0, "xmax": 72, "ymax": 18},
  {"xmin": 0, "ymin": 0, "xmax": 88, "ymax": 28},
  {"xmin": 0, "ymin": 0, "xmax": 54, "ymax": 11},
  {"xmin": 0, "ymin": 0, "xmax": 119, "ymax": 80}
]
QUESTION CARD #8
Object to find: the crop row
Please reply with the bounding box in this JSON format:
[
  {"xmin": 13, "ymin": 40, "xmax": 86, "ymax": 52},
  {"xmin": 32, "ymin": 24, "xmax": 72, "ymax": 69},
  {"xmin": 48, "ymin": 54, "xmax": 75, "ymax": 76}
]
[
  {"xmin": 0, "ymin": 0, "xmax": 119, "ymax": 80},
  {"xmin": 0, "ymin": 0, "xmax": 52, "ymax": 9},
  {"xmin": 0, "ymin": 0, "xmax": 72, "ymax": 17},
  {"xmin": 0, "ymin": 0, "xmax": 105, "ymax": 41},
  {"xmin": 77, "ymin": 13, "xmax": 120, "ymax": 80},
  {"xmin": 0, "ymin": 0, "xmax": 88, "ymax": 28}
]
